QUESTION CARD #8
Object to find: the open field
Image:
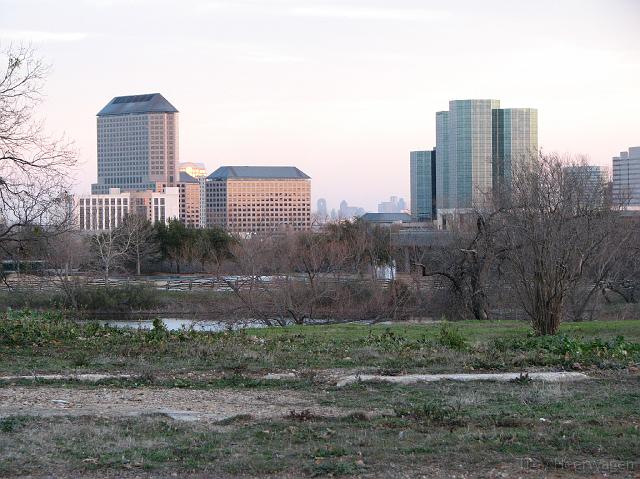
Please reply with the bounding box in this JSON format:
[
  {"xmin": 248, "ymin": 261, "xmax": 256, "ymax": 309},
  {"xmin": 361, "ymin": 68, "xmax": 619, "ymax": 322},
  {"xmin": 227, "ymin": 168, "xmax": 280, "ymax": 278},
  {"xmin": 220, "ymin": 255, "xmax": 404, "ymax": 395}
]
[{"xmin": 1, "ymin": 313, "xmax": 639, "ymax": 477}]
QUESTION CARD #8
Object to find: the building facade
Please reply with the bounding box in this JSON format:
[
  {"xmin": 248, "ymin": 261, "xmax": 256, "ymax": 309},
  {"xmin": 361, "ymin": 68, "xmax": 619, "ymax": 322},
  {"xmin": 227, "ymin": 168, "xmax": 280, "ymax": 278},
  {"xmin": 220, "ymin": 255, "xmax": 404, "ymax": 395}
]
[
  {"xmin": 204, "ymin": 166, "xmax": 311, "ymax": 233},
  {"xmin": 378, "ymin": 196, "xmax": 407, "ymax": 214},
  {"xmin": 410, "ymin": 149, "xmax": 436, "ymax": 221},
  {"xmin": 613, "ymin": 147, "xmax": 640, "ymax": 208},
  {"xmin": 157, "ymin": 172, "xmax": 201, "ymax": 228},
  {"xmin": 92, "ymin": 93, "xmax": 179, "ymax": 194},
  {"xmin": 492, "ymin": 108, "xmax": 538, "ymax": 187},
  {"xmin": 77, "ymin": 187, "xmax": 179, "ymax": 231},
  {"xmin": 178, "ymin": 162, "xmax": 207, "ymax": 178},
  {"xmin": 316, "ymin": 198, "xmax": 328, "ymax": 221},
  {"xmin": 436, "ymin": 99, "xmax": 538, "ymax": 214}
]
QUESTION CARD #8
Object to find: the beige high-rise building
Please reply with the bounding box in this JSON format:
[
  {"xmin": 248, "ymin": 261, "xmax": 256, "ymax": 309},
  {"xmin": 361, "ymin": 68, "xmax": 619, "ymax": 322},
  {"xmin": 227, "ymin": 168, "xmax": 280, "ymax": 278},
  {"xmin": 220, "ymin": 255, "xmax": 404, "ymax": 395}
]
[
  {"xmin": 178, "ymin": 162, "xmax": 207, "ymax": 178},
  {"xmin": 204, "ymin": 166, "xmax": 311, "ymax": 233},
  {"xmin": 92, "ymin": 93, "xmax": 179, "ymax": 194}
]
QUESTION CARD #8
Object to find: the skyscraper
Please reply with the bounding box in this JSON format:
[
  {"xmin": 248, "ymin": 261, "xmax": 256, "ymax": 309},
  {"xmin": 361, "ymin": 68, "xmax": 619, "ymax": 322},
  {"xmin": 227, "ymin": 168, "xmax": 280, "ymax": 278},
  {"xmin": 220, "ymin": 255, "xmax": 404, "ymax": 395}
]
[
  {"xmin": 435, "ymin": 111, "xmax": 449, "ymax": 210},
  {"xmin": 436, "ymin": 99, "xmax": 537, "ymax": 213},
  {"xmin": 492, "ymin": 108, "xmax": 538, "ymax": 186},
  {"xmin": 410, "ymin": 149, "xmax": 436, "ymax": 221},
  {"xmin": 317, "ymin": 198, "xmax": 328, "ymax": 220},
  {"xmin": 612, "ymin": 147, "xmax": 640, "ymax": 208},
  {"xmin": 92, "ymin": 93, "xmax": 179, "ymax": 194}
]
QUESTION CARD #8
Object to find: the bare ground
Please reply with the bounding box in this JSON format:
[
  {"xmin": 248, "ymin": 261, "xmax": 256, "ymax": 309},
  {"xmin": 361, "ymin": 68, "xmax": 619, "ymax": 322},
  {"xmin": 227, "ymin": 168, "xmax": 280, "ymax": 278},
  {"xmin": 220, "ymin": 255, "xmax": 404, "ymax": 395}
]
[{"xmin": 0, "ymin": 386, "xmax": 365, "ymax": 422}]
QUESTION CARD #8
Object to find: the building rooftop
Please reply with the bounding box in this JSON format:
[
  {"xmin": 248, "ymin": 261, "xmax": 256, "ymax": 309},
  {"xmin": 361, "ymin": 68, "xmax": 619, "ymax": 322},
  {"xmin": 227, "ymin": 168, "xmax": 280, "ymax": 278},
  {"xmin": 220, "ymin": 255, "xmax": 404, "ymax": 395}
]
[
  {"xmin": 360, "ymin": 213, "xmax": 413, "ymax": 224},
  {"xmin": 207, "ymin": 166, "xmax": 310, "ymax": 180},
  {"xmin": 179, "ymin": 171, "xmax": 199, "ymax": 183},
  {"xmin": 97, "ymin": 93, "xmax": 178, "ymax": 116}
]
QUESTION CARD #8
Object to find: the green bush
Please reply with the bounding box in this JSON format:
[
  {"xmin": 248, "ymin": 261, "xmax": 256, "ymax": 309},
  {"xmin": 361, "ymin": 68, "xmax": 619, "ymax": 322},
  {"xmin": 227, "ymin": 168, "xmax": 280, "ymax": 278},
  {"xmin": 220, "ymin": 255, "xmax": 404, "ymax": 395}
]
[
  {"xmin": 0, "ymin": 310, "xmax": 79, "ymax": 346},
  {"xmin": 437, "ymin": 323, "xmax": 467, "ymax": 350},
  {"xmin": 492, "ymin": 334, "xmax": 640, "ymax": 361},
  {"xmin": 61, "ymin": 284, "xmax": 161, "ymax": 311}
]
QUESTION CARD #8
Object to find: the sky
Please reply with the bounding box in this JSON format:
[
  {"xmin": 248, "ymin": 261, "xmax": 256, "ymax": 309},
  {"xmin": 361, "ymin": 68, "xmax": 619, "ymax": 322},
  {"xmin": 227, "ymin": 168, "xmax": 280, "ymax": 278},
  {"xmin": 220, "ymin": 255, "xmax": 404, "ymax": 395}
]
[{"xmin": 1, "ymin": 0, "xmax": 639, "ymax": 212}]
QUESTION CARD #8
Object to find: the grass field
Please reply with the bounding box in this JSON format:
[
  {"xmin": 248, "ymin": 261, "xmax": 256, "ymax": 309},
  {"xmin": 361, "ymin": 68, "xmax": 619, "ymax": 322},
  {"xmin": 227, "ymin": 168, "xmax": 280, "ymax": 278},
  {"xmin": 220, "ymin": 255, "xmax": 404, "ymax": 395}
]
[{"xmin": 0, "ymin": 312, "xmax": 639, "ymax": 477}]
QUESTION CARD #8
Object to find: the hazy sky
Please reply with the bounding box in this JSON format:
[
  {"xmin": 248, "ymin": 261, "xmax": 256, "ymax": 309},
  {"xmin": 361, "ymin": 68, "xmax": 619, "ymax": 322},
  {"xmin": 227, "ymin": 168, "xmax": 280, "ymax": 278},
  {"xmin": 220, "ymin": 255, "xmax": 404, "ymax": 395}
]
[{"xmin": 1, "ymin": 0, "xmax": 639, "ymax": 211}]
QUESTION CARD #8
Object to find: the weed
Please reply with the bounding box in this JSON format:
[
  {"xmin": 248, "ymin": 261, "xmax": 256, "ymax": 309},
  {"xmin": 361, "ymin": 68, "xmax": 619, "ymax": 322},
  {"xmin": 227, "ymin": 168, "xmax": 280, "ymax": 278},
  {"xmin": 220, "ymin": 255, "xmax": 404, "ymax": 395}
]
[
  {"xmin": 394, "ymin": 400, "xmax": 466, "ymax": 426},
  {"xmin": 510, "ymin": 372, "xmax": 532, "ymax": 384},
  {"xmin": 287, "ymin": 409, "xmax": 320, "ymax": 421},
  {"xmin": 0, "ymin": 416, "xmax": 30, "ymax": 433},
  {"xmin": 438, "ymin": 324, "xmax": 468, "ymax": 350}
]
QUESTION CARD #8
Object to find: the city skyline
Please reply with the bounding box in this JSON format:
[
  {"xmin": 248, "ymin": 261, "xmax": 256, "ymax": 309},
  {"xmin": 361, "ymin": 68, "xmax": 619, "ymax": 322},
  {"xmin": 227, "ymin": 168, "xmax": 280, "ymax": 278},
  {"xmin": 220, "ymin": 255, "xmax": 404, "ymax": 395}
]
[{"xmin": 1, "ymin": 0, "xmax": 638, "ymax": 210}]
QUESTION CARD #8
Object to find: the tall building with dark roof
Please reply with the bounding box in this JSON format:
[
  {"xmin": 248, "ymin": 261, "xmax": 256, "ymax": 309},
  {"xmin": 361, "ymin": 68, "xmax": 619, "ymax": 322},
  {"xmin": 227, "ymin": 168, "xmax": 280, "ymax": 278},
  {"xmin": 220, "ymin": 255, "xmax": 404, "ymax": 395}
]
[
  {"xmin": 92, "ymin": 93, "xmax": 179, "ymax": 194},
  {"xmin": 204, "ymin": 166, "xmax": 311, "ymax": 233}
]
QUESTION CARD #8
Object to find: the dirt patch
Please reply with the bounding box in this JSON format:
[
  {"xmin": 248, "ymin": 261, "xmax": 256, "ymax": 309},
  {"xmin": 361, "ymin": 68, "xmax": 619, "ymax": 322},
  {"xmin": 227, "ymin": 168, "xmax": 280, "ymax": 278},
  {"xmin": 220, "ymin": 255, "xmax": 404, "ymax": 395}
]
[{"xmin": 0, "ymin": 386, "xmax": 350, "ymax": 422}]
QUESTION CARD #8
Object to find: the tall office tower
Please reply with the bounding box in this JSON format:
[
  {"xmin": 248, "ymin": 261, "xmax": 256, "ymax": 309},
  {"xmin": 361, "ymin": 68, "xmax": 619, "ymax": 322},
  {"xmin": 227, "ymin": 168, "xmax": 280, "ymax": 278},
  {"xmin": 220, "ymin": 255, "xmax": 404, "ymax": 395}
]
[
  {"xmin": 435, "ymin": 99, "xmax": 537, "ymax": 212},
  {"xmin": 317, "ymin": 198, "xmax": 328, "ymax": 219},
  {"xmin": 410, "ymin": 149, "xmax": 436, "ymax": 221},
  {"xmin": 613, "ymin": 147, "xmax": 640, "ymax": 208},
  {"xmin": 204, "ymin": 166, "xmax": 311, "ymax": 233},
  {"xmin": 92, "ymin": 93, "xmax": 179, "ymax": 194},
  {"xmin": 435, "ymin": 111, "xmax": 449, "ymax": 210},
  {"xmin": 492, "ymin": 108, "xmax": 538, "ymax": 187}
]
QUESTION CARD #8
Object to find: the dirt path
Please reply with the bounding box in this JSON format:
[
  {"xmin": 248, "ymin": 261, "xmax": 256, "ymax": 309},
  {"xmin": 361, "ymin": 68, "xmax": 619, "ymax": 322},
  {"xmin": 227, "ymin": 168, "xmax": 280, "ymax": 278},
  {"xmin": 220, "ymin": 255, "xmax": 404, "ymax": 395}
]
[{"xmin": 0, "ymin": 386, "xmax": 355, "ymax": 422}]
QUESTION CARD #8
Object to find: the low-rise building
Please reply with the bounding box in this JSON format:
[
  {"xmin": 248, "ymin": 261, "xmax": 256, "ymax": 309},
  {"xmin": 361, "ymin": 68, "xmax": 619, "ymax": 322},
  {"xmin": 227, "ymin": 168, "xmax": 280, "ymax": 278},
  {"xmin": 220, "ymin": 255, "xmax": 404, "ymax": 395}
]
[
  {"xmin": 76, "ymin": 187, "xmax": 179, "ymax": 231},
  {"xmin": 204, "ymin": 166, "xmax": 311, "ymax": 233},
  {"xmin": 360, "ymin": 212, "xmax": 413, "ymax": 226},
  {"xmin": 157, "ymin": 172, "xmax": 201, "ymax": 228}
]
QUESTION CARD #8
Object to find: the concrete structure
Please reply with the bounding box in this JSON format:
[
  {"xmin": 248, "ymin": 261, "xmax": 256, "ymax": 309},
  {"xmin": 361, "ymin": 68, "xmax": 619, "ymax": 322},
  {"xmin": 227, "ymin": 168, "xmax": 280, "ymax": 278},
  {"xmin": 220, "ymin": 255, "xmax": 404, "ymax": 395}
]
[
  {"xmin": 92, "ymin": 93, "xmax": 179, "ymax": 194},
  {"xmin": 178, "ymin": 162, "xmax": 207, "ymax": 179},
  {"xmin": 613, "ymin": 147, "xmax": 640, "ymax": 209},
  {"xmin": 204, "ymin": 166, "xmax": 311, "ymax": 233},
  {"xmin": 410, "ymin": 149, "xmax": 436, "ymax": 221},
  {"xmin": 436, "ymin": 100, "xmax": 537, "ymax": 216},
  {"xmin": 77, "ymin": 187, "xmax": 179, "ymax": 231},
  {"xmin": 360, "ymin": 213, "xmax": 412, "ymax": 225},
  {"xmin": 157, "ymin": 172, "xmax": 201, "ymax": 228}
]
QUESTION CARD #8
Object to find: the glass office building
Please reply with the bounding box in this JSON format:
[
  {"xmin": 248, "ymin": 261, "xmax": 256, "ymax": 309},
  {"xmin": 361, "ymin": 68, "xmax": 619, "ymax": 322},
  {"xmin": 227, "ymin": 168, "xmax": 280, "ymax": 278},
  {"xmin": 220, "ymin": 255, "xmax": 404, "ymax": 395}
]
[
  {"xmin": 435, "ymin": 99, "xmax": 538, "ymax": 213},
  {"xmin": 410, "ymin": 149, "xmax": 436, "ymax": 221},
  {"xmin": 492, "ymin": 108, "xmax": 538, "ymax": 187},
  {"xmin": 435, "ymin": 111, "xmax": 449, "ymax": 210}
]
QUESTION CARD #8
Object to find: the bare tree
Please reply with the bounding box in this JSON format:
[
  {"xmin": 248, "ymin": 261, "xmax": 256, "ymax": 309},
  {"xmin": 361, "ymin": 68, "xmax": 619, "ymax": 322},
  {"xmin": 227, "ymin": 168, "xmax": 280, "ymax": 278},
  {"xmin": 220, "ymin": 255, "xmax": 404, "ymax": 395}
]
[
  {"xmin": 410, "ymin": 213, "xmax": 504, "ymax": 321},
  {"xmin": 498, "ymin": 153, "xmax": 630, "ymax": 335},
  {"xmin": 120, "ymin": 214, "xmax": 157, "ymax": 275},
  {"xmin": 90, "ymin": 226, "xmax": 133, "ymax": 285},
  {"xmin": 42, "ymin": 230, "xmax": 91, "ymax": 308},
  {"xmin": 0, "ymin": 44, "xmax": 77, "ymax": 269}
]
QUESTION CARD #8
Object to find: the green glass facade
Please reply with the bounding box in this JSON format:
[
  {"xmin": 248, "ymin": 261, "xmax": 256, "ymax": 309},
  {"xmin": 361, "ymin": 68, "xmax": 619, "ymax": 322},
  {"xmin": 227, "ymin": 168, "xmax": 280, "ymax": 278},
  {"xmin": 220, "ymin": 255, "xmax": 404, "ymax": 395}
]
[
  {"xmin": 435, "ymin": 99, "xmax": 537, "ymax": 212},
  {"xmin": 492, "ymin": 108, "xmax": 538, "ymax": 187},
  {"xmin": 410, "ymin": 149, "xmax": 436, "ymax": 221}
]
